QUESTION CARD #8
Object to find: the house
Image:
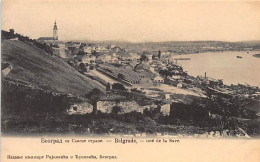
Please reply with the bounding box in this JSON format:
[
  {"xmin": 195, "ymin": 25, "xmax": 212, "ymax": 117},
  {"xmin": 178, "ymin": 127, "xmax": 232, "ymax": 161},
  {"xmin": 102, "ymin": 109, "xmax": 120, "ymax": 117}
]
[
  {"xmin": 130, "ymin": 59, "xmax": 139, "ymax": 68},
  {"xmin": 163, "ymin": 94, "xmax": 171, "ymax": 100},
  {"xmin": 96, "ymin": 54, "xmax": 118, "ymax": 63},
  {"xmin": 95, "ymin": 56, "xmax": 104, "ymax": 63},
  {"xmin": 176, "ymin": 82, "xmax": 183, "ymax": 88},
  {"xmin": 81, "ymin": 55, "xmax": 96, "ymax": 64},
  {"xmin": 103, "ymin": 55, "xmax": 111, "ymax": 62},
  {"xmin": 150, "ymin": 67, "xmax": 155, "ymax": 73},
  {"xmin": 95, "ymin": 45, "xmax": 108, "ymax": 52},
  {"xmin": 119, "ymin": 53, "xmax": 131, "ymax": 60},
  {"xmin": 67, "ymin": 102, "xmax": 93, "ymax": 115},
  {"xmin": 161, "ymin": 104, "xmax": 171, "ymax": 116},
  {"xmin": 129, "ymin": 53, "xmax": 140, "ymax": 60},
  {"xmin": 146, "ymin": 54, "xmax": 153, "ymax": 63},
  {"xmin": 111, "ymin": 54, "xmax": 119, "ymax": 63},
  {"xmin": 169, "ymin": 75, "xmax": 181, "ymax": 80},
  {"xmin": 96, "ymin": 55, "xmax": 109, "ymax": 63},
  {"xmin": 83, "ymin": 46, "xmax": 94, "ymax": 54},
  {"xmin": 112, "ymin": 53, "xmax": 117, "ymax": 58},
  {"xmin": 117, "ymin": 52, "xmax": 131, "ymax": 64},
  {"xmin": 153, "ymin": 75, "xmax": 164, "ymax": 83}
]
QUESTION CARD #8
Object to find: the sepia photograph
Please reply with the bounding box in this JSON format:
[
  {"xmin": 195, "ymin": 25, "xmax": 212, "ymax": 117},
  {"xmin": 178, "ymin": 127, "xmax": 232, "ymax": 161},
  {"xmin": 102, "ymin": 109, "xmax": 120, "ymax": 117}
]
[
  {"xmin": 1, "ymin": 0, "xmax": 260, "ymax": 139},
  {"xmin": 2, "ymin": 0, "xmax": 260, "ymax": 161}
]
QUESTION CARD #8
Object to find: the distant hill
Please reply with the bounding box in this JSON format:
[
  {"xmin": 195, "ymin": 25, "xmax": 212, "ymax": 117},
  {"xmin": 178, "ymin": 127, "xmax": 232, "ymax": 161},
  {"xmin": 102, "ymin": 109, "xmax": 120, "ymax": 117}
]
[
  {"xmin": 76, "ymin": 40, "xmax": 260, "ymax": 53},
  {"xmin": 2, "ymin": 39, "xmax": 105, "ymax": 99}
]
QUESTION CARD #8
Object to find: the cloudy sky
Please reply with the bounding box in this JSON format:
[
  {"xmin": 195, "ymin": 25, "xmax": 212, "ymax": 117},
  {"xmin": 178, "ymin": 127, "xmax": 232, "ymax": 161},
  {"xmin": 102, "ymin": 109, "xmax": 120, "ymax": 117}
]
[{"xmin": 2, "ymin": 0, "xmax": 260, "ymax": 42}]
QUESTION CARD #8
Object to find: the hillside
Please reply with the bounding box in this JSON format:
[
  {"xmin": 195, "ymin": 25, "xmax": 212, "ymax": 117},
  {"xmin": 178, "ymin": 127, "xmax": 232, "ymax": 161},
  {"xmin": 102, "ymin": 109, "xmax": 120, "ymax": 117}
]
[{"xmin": 1, "ymin": 39, "xmax": 105, "ymax": 97}]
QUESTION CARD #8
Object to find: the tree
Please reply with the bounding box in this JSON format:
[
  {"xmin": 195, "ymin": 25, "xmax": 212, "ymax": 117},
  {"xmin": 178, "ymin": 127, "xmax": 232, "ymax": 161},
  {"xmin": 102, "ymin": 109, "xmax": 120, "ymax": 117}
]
[
  {"xmin": 111, "ymin": 105, "xmax": 122, "ymax": 115},
  {"xmin": 106, "ymin": 83, "xmax": 111, "ymax": 91},
  {"xmin": 85, "ymin": 88, "xmax": 103, "ymax": 115},
  {"xmin": 159, "ymin": 69, "xmax": 172, "ymax": 79},
  {"xmin": 78, "ymin": 63, "xmax": 87, "ymax": 73},
  {"xmin": 91, "ymin": 50, "xmax": 98, "ymax": 57},
  {"xmin": 112, "ymin": 83, "xmax": 126, "ymax": 91},
  {"xmin": 205, "ymin": 90, "xmax": 244, "ymax": 132},
  {"xmin": 158, "ymin": 50, "xmax": 161, "ymax": 59}
]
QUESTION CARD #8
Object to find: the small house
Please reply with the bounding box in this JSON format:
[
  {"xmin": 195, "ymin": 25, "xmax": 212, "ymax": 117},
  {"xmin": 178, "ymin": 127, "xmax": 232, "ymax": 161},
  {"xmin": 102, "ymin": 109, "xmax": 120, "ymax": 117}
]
[{"xmin": 153, "ymin": 75, "xmax": 164, "ymax": 83}]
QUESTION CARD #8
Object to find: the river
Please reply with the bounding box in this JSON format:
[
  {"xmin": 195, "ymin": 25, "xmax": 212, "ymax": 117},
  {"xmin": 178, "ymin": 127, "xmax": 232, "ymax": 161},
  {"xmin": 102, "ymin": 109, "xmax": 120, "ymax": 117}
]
[{"xmin": 171, "ymin": 51, "xmax": 260, "ymax": 87}]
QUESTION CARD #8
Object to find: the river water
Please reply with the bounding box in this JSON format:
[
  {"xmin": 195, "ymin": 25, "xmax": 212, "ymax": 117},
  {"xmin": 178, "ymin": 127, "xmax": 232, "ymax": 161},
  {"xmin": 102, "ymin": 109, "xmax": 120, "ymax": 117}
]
[{"xmin": 171, "ymin": 51, "xmax": 260, "ymax": 87}]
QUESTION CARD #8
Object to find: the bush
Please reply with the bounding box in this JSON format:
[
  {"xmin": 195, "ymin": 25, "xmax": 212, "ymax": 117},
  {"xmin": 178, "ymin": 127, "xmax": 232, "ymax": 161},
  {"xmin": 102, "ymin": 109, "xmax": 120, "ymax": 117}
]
[{"xmin": 111, "ymin": 106, "xmax": 122, "ymax": 115}]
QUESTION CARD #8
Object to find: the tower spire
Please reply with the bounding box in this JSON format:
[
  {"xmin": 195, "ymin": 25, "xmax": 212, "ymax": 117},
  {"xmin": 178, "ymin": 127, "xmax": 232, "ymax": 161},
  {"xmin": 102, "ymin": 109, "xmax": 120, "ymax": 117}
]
[{"xmin": 53, "ymin": 20, "xmax": 58, "ymax": 40}]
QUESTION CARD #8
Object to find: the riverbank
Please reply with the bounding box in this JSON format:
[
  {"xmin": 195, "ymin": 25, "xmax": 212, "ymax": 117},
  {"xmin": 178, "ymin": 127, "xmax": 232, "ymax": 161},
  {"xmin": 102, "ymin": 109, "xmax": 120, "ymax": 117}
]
[{"xmin": 170, "ymin": 51, "xmax": 260, "ymax": 87}]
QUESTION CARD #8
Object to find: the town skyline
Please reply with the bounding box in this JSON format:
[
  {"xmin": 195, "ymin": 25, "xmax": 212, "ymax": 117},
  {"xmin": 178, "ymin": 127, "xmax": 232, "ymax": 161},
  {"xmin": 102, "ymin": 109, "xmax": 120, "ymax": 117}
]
[{"xmin": 2, "ymin": 0, "xmax": 260, "ymax": 42}]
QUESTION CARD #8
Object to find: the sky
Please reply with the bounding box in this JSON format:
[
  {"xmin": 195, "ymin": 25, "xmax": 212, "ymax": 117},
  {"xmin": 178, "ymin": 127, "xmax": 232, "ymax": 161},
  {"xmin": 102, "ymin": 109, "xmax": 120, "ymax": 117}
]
[{"xmin": 2, "ymin": 0, "xmax": 260, "ymax": 42}]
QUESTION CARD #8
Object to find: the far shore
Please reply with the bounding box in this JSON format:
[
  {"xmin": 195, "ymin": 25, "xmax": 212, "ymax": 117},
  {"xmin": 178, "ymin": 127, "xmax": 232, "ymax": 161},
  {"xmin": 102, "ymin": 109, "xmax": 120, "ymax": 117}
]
[{"xmin": 171, "ymin": 50, "xmax": 260, "ymax": 57}]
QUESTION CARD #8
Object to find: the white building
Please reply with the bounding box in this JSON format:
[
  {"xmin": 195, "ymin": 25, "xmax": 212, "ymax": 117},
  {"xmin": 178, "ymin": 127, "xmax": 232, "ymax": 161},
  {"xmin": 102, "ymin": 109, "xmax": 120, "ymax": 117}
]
[
  {"xmin": 150, "ymin": 67, "xmax": 155, "ymax": 73},
  {"xmin": 147, "ymin": 54, "xmax": 153, "ymax": 63},
  {"xmin": 129, "ymin": 53, "xmax": 140, "ymax": 60},
  {"xmin": 177, "ymin": 82, "xmax": 183, "ymax": 88},
  {"xmin": 83, "ymin": 46, "xmax": 94, "ymax": 54},
  {"xmin": 153, "ymin": 75, "xmax": 164, "ymax": 83},
  {"xmin": 169, "ymin": 75, "xmax": 181, "ymax": 80},
  {"xmin": 161, "ymin": 104, "xmax": 171, "ymax": 116}
]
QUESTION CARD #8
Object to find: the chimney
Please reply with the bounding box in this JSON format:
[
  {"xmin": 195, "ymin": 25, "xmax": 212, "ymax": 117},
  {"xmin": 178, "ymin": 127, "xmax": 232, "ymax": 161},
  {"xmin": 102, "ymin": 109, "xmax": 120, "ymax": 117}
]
[{"xmin": 205, "ymin": 72, "xmax": 207, "ymax": 78}]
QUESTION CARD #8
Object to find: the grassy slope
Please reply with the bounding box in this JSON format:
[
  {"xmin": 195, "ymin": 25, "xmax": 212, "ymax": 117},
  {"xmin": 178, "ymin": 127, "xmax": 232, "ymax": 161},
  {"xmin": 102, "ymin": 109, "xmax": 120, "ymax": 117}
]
[{"xmin": 1, "ymin": 40, "xmax": 105, "ymax": 97}]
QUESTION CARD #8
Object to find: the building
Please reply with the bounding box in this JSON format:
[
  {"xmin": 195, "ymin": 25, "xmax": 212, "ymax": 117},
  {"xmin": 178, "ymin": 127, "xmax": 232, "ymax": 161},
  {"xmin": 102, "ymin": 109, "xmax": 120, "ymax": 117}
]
[
  {"xmin": 65, "ymin": 42, "xmax": 81, "ymax": 49},
  {"xmin": 163, "ymin": 94, "xmax": 171, "ymax": 100},
  {"xmin": 38, "ymin": 21, "xmax": 58, "ymax": 42},
  {"xmin": 95, "ymin": 45, "xmax": 108, "ymax": 52},
  {"xmin": 147, "ymin": 54, "xmax": 153, "ymax": 63},
  {"xmin": 153, "ymin": 75, "xmax": 164, "ymax": 83},
  {"xmin": 119, "ymin": 53, "xmax": 132, "ymax": 64},
  {"xmin": 83, "ymin": 46, "xmax": 95, "ymax": 54},
  {"xmin": 129, "ymin": 53, "xmax": 140, "ymax": 60},
  {"xmin": 96, "ymin": 54, "xmax": 113, "ymax": 63},
  {"xmin": 150, "ymin": 67, "xmax": 155, "ymax": 73},
  {"xmin": 169, "ymin": 75, "xmax": 181, "ymax": 80},
  {"xmin": 161, "ymin": 104, "xmax": 171, "ymax": 116},
  {"xmin": 81, "ymin": 55, "xmax": 96, "ymax": 64}
]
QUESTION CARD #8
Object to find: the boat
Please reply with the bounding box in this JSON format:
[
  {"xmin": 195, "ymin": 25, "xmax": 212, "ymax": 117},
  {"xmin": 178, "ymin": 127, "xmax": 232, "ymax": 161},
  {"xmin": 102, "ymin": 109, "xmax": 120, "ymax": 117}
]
[{"xmin": 237, "ymin": 56, "xmax": 243, "ymax": 58}]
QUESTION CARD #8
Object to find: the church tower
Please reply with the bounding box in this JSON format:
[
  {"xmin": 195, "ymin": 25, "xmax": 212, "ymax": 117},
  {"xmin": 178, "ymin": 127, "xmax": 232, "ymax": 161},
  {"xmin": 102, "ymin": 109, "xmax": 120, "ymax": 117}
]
[{"xmin": 53, "ymin": 20, "xmax": 58, "ymax": 40}]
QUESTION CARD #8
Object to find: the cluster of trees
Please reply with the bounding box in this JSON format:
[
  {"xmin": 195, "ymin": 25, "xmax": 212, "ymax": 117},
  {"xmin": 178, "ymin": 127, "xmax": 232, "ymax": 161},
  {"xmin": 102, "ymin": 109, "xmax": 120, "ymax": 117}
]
[
  {"xmin": 159, "ymin": 69, "xmax": 173, "ymax": 79},
  {"xmin": 1, "ymin": 80, "xmax": 79, "ymax": 115},
  {"xmin": 112, "ymin": 83, "xmax": 126, "ymax": 91},
  {"xmin": 203, "ymin": 89, "xmax": 258, "ymax": 133}
]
